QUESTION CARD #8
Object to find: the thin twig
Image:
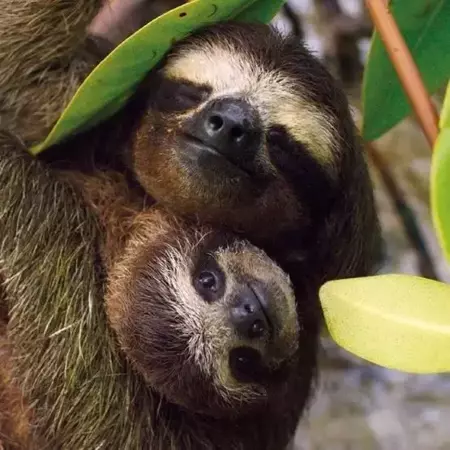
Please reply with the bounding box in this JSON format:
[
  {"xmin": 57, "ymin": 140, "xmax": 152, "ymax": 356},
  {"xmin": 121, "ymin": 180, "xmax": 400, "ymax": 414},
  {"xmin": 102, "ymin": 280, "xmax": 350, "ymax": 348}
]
[
  {"xmin": 366, "ymin": 142, "xmax": 439, "ymax": 280},
  {"xmin": 365, "ymin": 0, "xmax": 439, "ymax": 147}
]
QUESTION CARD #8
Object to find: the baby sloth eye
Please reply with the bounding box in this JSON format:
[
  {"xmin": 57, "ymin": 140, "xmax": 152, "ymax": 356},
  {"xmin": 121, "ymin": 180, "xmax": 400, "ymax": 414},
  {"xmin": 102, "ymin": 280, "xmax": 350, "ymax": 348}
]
[
  {"xmin": 193, "ymin": 256, "xmax": 225, "ymax": 302},
  {"xmin": 197, "ymin": 271, "xmax": 217, "ymax": 291}
]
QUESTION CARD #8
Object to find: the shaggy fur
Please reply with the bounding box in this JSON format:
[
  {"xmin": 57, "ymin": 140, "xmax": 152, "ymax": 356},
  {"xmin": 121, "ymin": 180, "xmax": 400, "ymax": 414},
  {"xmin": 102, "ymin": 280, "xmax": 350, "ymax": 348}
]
[
  {"xmin": 0, "ymin": 0, "xmax": 182, "ymax": 145},
  {"xmin": 0, "ymin": 130, "xmax": 317, "ymax": 449},
  {"xmin": 0, "ymin": 0, "xmax": 101, "ymax": 144}
]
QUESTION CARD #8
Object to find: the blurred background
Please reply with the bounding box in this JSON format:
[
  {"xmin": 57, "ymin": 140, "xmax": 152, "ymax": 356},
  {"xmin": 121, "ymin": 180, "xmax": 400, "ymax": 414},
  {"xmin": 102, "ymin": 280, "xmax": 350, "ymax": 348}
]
[{"xmin": 270, "ymin": 1, "xmax": 450, "ymax": 448}]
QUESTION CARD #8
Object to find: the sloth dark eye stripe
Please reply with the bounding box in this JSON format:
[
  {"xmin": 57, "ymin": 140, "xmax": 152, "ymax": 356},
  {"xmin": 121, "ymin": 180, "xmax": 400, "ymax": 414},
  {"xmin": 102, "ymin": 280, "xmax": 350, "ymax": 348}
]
[
  {"xmin": 267, "ymin": 126, "xmax": 335, "ymax": 222},
  {"xmin": 147, "ymin": 73, "xmax": 211, "ymax": 112}
]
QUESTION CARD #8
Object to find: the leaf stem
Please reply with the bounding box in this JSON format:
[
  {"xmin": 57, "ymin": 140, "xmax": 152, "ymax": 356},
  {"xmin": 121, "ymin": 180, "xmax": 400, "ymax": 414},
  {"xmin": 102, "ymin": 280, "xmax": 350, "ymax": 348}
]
[{"xmin": 365, "ymin": 0, "xmax": 439, "ymax": 148}]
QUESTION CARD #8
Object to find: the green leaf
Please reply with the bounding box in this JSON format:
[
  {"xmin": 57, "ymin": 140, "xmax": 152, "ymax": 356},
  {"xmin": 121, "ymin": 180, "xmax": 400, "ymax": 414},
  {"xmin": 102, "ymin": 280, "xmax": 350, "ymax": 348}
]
[
  {"xmin": 319, "ymin": 274, "xmax": 450, "ymax": 373},
  {"xmin": 362, "ymin": 0, "xmax": 450, "ymax": 142},
  {"xmin": 431, "ymin": 81, "xmax": 450, "ymax": 263},
  {"xmin": 31, "ymin": 0, "xmax": 285, "ymax": 155}
]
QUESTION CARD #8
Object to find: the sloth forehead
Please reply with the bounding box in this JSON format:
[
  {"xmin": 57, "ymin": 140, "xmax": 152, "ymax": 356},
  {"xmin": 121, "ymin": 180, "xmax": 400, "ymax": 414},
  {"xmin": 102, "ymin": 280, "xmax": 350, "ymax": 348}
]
[{"xmin": 163, "ymin": 40, "xmax": 337, "ymax": 166}]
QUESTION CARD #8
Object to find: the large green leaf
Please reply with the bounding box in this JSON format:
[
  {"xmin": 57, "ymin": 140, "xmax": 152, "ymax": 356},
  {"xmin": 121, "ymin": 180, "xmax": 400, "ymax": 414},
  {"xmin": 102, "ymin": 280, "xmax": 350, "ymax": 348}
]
[
  {"xmin": 31, "ymin": 0, "xmax": 285, "ymax": 155},
  {"xmin": 362, "ymin": 0, "xmax": 450, "ymax": 142},
  {"xmin": 431, "ymin": 81, "xmax": 450, "ymax": 263},
  {"xmin": 319, "ymin": 274, "xmax": 450, "ymax": 373}
]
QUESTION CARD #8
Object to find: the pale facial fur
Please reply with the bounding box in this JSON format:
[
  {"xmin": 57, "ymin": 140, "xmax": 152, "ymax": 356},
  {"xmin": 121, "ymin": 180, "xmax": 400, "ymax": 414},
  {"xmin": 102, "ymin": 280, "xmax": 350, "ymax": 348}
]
[
  {"xmin": 164, "ymin": 38, "xmax": 338, "ymax": 169},
  {"xmin": 105, "ymin": 208, "xmax": 300, "ymax": 415}
]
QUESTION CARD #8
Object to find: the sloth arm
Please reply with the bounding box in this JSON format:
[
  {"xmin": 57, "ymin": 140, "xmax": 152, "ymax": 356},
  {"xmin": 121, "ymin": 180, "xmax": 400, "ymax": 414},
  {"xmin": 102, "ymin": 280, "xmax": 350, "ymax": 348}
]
[
  {"xmin": 0, "ymin": 130, "xmax": 101, "ymax": 447},
  {"xmin": 0, "ymin": 130, "xmax": 99, "ymax": 315},
  {"xmin": 0, "ymin": 0, "xmax": 183, "ymax": 144}
]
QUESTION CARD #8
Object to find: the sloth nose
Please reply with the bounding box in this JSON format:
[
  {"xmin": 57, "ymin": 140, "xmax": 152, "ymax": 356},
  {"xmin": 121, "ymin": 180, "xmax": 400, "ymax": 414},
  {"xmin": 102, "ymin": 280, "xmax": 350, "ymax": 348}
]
[
  {"xmin": 230, "ymin": 284, "xmax": 272, "ymax": 341},
  {"xmin": 199, "ymin": 99, "xmax": 261, "ymax": 162}
]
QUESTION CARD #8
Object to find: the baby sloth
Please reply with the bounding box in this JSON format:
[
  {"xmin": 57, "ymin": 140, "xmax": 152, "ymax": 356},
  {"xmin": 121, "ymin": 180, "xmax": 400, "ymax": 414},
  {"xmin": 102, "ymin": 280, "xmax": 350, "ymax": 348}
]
[
  {"xmin": 105, "ymin": 208, "xmax": 307, "ymax": 419},
  {"xmin": 0, "ymin": 133, "xmax": 315, "ymax": 448},
  {"xmin": 81, "ymin": 172, "xmax": 313, "ymax": 421}
]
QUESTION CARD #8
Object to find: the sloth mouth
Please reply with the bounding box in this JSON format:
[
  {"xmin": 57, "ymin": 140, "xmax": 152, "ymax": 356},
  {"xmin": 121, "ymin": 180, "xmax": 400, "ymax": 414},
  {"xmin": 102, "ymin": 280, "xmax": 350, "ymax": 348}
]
[{"xmin": 181, "ymin": 134, "xmax": 252, "ymax": 177}]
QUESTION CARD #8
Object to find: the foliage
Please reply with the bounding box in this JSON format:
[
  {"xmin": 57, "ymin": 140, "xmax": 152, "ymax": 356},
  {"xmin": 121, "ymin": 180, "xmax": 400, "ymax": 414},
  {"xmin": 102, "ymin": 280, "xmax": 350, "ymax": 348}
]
[
  {"xmin": 362, "ymin": 0, "xmax": 450, "ymax": 142},
  {"xmin": 320, "ymin": 274, "xmax": 450, "ymax": 373},
  {"xmin": 321, "ymin": 3, "xmax": 450, "ymax": 373},
  {"xmin": 431, "ymin": 81, "xmax": 450, "ymax": 263}
]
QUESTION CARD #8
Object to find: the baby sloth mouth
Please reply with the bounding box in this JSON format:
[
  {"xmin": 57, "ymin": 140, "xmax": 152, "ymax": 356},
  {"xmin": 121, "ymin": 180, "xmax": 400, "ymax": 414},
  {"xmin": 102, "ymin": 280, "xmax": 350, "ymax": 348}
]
[
  {"xmin": 181, "ymin": 97, "xmax": 263, "ymax": 178},
  {"xmin": 228, "ymin": 281, "xmax": 296, "ymax": 384}
]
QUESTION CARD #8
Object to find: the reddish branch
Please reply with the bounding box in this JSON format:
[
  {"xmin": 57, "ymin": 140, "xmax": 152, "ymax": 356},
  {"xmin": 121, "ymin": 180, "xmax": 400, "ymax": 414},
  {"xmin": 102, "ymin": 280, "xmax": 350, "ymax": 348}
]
[{"xmin": 365, "ymin": 0, "xmax": 439, "ymax": 147}]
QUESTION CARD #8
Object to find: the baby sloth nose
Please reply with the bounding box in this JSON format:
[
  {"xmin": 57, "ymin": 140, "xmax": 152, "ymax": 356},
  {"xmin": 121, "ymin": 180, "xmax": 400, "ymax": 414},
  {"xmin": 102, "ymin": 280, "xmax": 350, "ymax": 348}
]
[
  {"xmin": 199, "ymin": 98, "xmax": 261, "ymax": 163},
  {"xmin": 230, "ymin": 284, "xmax": 272, "ymax": 341}
]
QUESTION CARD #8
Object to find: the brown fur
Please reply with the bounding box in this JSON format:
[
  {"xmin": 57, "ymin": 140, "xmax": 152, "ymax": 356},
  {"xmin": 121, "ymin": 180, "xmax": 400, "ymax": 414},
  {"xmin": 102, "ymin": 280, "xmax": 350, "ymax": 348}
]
[
  {"xmin": 0, "ymin": 326, "xmax": 36, "ymax": 450},
  {"xmin": 43, "ymin": 21, "xmax": 380, "ymax": 298},
  {"xmin": 0, "ymin": 0, "xmax": 101, "ymax": 144},
  {"xmin": 0, "ymin": 130, "xmax": 316, "ymax": 449},
  {"xmin": 1, "ymin": 0, "xmax": 380, "ymax": 285},
  {"xmin": 0, "ymin": 0, "xmax": 183, "ymax": 145}
]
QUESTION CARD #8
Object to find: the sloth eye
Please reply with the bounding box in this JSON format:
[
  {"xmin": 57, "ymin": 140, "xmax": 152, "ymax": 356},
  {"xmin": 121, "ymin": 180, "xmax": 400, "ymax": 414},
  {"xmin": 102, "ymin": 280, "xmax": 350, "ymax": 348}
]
[
  {"xmin": 197, "ymin": 271, "xmax": 217, "ymax": 291},
  {"xmin": 267, "ymin": 124, "xmax": 335, "ymax": 219},
  {"xmin": 175, "ymin": 83, "xmax": 206, "ymax": 108},
  {"xmin": 266, "ymin": 127, "xmax": 284, "ymax": 141}
]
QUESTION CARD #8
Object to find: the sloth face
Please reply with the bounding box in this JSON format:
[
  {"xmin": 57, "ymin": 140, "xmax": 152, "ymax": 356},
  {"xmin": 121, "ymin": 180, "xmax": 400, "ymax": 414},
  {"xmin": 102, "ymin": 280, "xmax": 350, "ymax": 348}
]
[
  {"xmin": 105, "ymin": 210, "xmax": 301, "ymax": 417},
  {"xmin": 130, "ymin": 22, "xmax": 353, "ymax": 239}
]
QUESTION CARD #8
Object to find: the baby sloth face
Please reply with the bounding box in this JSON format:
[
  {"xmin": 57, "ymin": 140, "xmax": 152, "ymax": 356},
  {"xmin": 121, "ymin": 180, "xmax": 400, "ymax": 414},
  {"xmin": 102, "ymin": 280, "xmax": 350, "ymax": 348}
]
[{"xmin": 105, "ymin": 209, "xmax": 301, "ymax": 418}]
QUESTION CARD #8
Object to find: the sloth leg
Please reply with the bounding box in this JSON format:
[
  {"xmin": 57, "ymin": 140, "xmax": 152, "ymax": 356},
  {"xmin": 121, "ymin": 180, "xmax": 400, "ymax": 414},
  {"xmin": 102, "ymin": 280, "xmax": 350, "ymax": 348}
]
[{"xmin": 0, "ymin": 0, "xmax": 103, "ymax": 143}]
